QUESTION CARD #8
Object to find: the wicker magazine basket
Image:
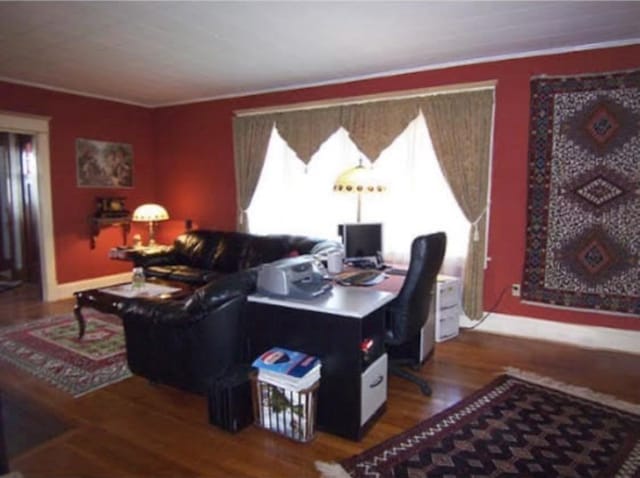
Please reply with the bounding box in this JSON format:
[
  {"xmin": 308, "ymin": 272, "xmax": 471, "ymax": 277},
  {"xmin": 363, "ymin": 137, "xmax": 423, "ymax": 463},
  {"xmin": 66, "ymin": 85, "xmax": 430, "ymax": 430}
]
[{"xmin": 251, "ymin": 373, "xmax": 319, "ymax": 443}]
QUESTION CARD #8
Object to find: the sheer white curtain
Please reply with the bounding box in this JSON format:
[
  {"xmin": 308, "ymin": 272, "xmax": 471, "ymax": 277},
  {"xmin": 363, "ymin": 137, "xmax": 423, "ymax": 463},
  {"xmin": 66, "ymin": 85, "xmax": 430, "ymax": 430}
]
[
  {"xmin": 370, "ymin": 113, "xmax": 469, "ymax": 275},
  {"xmin": 247, "ymin": 114, "xmax": 469, "ymax": 277},
  {"xmin": 248, "ymin": 126, "xmax": 360, "ymax": 240}
]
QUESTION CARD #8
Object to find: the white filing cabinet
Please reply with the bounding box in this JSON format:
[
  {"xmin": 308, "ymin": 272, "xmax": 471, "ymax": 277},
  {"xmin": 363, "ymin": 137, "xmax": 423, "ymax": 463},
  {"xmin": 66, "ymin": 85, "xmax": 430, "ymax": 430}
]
[
  {"xmin": 433, "ymin": 275, "xmax": 462, "ymax": 342},
  {"xmin": 403, "ymin": 275, "xmax": 462, "ymax": 365}
]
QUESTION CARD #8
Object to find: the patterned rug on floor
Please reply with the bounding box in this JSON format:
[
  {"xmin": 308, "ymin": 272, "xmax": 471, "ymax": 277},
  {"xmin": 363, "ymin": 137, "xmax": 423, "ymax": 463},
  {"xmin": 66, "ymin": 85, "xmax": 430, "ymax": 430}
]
[
  {"xmin": 0, "ymin": 311, "xmax": 131, "ymax": 397},
  {"xmin": 316, "ymin": 368, "xmax": 640, "ymax": 478}
]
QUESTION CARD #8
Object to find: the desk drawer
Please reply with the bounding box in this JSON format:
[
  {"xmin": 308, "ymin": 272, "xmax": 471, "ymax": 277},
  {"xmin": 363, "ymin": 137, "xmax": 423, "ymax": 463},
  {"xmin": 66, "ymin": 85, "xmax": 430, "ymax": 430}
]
[
  {"xmin": 438, "ymin": 283, "xmax": 460, "ymax": 309},
  {"xmin": 360, "ymin": 353, "xmax": 387, "ymax": 426}
]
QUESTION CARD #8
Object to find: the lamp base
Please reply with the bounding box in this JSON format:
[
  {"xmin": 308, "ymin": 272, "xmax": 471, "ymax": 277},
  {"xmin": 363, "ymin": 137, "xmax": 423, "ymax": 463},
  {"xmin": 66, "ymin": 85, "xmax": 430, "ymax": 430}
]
[{"xmin": 147, "ymin": 221, "xmax": 158, "ymax": 247}]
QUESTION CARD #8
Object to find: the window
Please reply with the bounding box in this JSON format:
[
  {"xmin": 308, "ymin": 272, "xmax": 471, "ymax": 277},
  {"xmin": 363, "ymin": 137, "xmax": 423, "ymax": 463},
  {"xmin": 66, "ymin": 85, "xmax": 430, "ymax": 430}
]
[{"xmin": 247, "ymin": 113, "xmax": 469, "ymax": 276}]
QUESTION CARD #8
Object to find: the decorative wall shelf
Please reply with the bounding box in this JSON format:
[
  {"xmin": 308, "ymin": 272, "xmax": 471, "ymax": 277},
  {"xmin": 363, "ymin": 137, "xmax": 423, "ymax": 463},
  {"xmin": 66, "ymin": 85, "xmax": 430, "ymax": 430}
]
[{"xmin": 90, "ymin": 215, "xmax": 131, "ymax": 249}]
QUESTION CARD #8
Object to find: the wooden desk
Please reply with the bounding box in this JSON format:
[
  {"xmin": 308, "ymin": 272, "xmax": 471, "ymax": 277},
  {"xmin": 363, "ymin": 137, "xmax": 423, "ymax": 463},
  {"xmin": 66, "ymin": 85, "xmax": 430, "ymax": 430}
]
[
  {"xmin": 247, "ymin": 271, "xmax": 454, "ymax": 440},
  {"xmin": 247, "ymin": 285, "xmax": 395, "ymax": 441}
]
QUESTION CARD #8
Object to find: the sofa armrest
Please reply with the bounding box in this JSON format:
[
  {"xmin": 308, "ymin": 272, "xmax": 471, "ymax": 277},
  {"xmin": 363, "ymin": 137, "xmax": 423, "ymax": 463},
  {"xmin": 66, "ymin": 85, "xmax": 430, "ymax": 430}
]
[{"xmin": 129, "ymin": 246, "xmax": 177, "ymax": 268}]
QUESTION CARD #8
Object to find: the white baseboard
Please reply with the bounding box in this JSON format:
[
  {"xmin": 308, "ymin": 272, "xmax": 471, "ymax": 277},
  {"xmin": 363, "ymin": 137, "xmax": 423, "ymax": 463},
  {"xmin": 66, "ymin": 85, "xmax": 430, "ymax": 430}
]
[
  {"xmin": 49, "ymin": 272, "xmax": 132, "ymax": 302},
  {"xmin": 460, "ymin": 313, "xmax": 640, "ymax": 355}
]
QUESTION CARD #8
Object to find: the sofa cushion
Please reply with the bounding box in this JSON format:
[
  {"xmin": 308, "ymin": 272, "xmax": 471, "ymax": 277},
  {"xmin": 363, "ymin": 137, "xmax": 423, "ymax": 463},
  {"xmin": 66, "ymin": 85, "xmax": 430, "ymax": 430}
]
[
  {"xmin": 211, "ymin": 232, "xmax": 254, "ymax": 273},
  {"xmin": 167, "ymin": 265, "xmax": 224, "ymax": 284},
  {"xmin": 173, "ymin": 230, "xmax": 224, "ymax": 269},
  {"xmin": 239, "ymin": 235, "xmax": 296, "ymax": 269},
  {"xmin": 288, "ymin": 235, "xmax": 330, "ymax": 255},
  {"xmin": 145, "ymin": 265, "xmax": 175, "ymax": 279}
]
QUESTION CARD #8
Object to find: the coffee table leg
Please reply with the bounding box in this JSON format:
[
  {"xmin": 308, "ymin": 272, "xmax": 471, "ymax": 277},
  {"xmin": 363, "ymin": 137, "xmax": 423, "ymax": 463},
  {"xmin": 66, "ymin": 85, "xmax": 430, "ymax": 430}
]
[{"xmin": 74, "ymin": 303, "xmax": 86, "ymax": 339}]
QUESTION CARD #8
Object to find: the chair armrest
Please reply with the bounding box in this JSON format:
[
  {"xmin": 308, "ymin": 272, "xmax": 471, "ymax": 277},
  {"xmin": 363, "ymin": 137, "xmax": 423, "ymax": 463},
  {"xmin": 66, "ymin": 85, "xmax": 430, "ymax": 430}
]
[
  {"xmin": 117, "ymin": 270, "xmax": 257, "ymax": 326},
  {"xmin": 185, "ymin": 269, "xmax": 257, "ymax": 314},
  {"xmin": 116, "ymin": 298, "xmax": 193, "ymax": 325}
]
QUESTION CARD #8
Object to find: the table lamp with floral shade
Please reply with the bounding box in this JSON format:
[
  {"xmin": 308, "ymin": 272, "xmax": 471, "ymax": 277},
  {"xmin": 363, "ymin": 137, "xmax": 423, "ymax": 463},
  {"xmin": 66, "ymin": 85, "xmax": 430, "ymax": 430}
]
[{"xmin": 132, "ymin": 203, "xmax": 169, "ymax": 246}]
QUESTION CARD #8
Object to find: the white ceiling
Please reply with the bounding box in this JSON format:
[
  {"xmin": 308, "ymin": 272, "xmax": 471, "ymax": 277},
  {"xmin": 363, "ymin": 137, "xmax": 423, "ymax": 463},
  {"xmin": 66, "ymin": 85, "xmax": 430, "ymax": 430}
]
[{"xmin": 0, "ymin": 1, "xmax": 638, "ymax": 107}]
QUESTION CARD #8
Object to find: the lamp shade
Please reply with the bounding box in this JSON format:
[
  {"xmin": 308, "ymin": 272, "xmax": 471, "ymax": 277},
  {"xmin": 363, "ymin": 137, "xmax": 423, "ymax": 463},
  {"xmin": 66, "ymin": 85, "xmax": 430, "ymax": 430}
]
[
  {"xmin": 132, "ymin": 203, "xmax": 169, "ymax": 222},
  {"xmin": 333, "ymin": 163, "xmax": 386, "ymax": 194}
]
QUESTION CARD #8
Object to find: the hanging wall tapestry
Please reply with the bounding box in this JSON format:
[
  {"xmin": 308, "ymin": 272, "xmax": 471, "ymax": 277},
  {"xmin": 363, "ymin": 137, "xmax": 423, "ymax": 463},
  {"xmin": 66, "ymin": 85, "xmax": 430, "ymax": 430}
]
[{"xmin": 522, "ymin": 69, "xmax": 640, "ymax": 315}]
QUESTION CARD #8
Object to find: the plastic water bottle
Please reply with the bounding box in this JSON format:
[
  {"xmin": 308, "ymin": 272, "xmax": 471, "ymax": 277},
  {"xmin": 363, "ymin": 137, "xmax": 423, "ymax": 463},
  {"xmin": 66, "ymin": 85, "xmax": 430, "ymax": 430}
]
[{"xmin": 132, "ymin": 267, "xmax": 145, "ymax": 290}]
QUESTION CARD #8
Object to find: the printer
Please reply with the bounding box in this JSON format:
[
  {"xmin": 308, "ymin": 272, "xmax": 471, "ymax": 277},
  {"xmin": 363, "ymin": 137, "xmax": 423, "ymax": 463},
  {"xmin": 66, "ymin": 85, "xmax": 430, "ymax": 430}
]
[{"xmin": 257, "ymin": 255, "xmax": 332, "ymax": 299}]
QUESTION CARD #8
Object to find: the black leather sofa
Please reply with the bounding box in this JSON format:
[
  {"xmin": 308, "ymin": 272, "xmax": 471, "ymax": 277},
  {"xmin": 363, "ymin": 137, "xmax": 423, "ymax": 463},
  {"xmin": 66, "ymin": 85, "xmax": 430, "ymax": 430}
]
[
  {"xmin": 116, "ymin": 229, "xmax": 334, "ymax": 394},
  {"xmin": 129, "ymin": 229, "xmax": 327, "ymax": 285}
]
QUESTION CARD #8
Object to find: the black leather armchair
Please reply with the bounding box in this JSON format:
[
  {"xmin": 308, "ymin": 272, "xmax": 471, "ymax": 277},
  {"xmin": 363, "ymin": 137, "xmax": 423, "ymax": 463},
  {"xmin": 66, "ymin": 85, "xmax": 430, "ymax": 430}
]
[
  {"xmin": 117, "ymin": 270, "xmax": 256, "ymax": 394},
  {"xmin": 384, "ymin": 232, "xmax": 447, "ymax": 396}
]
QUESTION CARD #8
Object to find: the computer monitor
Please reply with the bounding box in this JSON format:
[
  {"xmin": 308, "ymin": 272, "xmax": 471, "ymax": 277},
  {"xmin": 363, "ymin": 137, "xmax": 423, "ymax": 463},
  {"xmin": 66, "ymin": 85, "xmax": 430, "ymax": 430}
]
[{"xmin": 338, "ymin": 223, "xmax": 383, "ymax": 264}]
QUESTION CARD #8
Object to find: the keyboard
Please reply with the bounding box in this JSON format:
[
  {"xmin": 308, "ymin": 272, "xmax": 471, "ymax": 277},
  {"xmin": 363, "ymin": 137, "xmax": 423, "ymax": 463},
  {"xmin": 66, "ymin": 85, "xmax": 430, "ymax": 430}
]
[{"xmin": 336, "ymin": 270, "xmax": 385, "ymax": 286}]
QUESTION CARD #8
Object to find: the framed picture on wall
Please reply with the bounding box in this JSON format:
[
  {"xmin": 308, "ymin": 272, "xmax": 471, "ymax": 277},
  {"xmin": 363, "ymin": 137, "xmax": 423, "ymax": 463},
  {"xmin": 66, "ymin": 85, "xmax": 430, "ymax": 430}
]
[{"xmin": 76, "ymin": 138, "xmax": 134, "ymax": 188}]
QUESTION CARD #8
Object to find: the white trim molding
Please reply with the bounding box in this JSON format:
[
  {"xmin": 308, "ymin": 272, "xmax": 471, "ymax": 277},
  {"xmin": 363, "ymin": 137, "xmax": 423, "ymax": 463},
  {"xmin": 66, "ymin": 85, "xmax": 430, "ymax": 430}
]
[{"xmin": 460, "ymin": 313, "xmax": 640, "ymax": 355}]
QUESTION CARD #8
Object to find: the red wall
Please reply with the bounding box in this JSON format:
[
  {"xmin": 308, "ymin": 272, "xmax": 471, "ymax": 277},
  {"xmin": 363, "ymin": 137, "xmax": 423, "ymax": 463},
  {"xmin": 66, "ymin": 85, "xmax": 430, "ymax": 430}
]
[
  {"xmin": 152, "ymin": 44, "xmax": 640, "ymax": 331},
  {"xmin": 2, "ymin": 45, "xmax": 637, "ymax": 330},
  {"xmin": 0, "ymin": 82, "xmax": 156, "ymax": 283}
]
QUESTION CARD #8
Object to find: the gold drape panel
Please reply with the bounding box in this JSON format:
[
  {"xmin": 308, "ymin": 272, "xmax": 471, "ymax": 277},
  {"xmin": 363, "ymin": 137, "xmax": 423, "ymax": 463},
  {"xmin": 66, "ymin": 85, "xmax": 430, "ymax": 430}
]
[
  {"xmin": 420, "ymin": 90, "xmax": 494, "ymax": 320},
  {"xmin": 340, "ymin": 99, "xmax": 420, "ymax": 161},
  {"xmin": 233, "ymin": 114, "xmax": 275, "ymax": 231},
  {"xmin": 274, "ymin": 107, "xmax": 341, "ymax": 164}
]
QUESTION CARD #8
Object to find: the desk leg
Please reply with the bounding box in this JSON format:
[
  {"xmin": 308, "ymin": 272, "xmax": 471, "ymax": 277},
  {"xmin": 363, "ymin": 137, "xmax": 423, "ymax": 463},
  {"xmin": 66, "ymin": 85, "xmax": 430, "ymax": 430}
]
[{"xmin": 73, "ymin": 303, "xmax": 86, "ymax": 339}]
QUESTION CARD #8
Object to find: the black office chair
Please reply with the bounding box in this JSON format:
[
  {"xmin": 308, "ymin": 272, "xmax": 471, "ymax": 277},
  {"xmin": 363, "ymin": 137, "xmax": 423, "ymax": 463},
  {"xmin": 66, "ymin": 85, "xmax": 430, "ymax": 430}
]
[{"xmin": 384, "ymin": 232, "xmax": 447, "ymax": 396}]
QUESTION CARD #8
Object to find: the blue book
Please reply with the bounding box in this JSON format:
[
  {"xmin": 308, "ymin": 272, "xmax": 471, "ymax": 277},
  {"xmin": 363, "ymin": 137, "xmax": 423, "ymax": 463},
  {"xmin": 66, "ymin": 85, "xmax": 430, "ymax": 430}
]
[{"xmin": 252, "ymin": 347, "xmax": 320, "ymax": 379}]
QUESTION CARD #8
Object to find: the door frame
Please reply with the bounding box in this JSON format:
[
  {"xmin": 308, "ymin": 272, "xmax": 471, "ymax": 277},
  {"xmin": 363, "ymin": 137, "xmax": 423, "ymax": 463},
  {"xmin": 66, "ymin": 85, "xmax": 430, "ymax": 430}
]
[{"xmin": 0, "ymin": 111, "xmax": 56, "ymax": 301}]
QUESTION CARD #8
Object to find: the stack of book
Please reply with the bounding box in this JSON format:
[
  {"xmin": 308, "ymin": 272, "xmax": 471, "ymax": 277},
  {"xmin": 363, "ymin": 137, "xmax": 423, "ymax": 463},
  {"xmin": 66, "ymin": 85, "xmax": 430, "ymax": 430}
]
[{"xmin": 251, "ymin": 346, "xmax": 321, "ymax": 392}]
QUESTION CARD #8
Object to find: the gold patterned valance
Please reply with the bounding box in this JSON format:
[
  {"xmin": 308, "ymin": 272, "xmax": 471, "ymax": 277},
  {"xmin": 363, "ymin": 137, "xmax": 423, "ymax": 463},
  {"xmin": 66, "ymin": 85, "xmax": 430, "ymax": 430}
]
[
  {"xmin": 274, "ymin": 107, "xmax": 341, "ymax": 164},
  {"xmin": 254, "ymin": 96, "xmax": 422, "ymax": 164},
  {"xmin": 340, "ymin": 99, "xmax": 420, "ymax": 161}
]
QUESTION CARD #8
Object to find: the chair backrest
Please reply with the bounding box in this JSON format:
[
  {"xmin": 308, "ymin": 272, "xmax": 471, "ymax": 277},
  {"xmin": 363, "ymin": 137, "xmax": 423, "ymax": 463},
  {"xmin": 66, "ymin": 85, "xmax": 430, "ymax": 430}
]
[{"xmin": 385, "ymin": 232, "xmax": 447, "ymax": 346}]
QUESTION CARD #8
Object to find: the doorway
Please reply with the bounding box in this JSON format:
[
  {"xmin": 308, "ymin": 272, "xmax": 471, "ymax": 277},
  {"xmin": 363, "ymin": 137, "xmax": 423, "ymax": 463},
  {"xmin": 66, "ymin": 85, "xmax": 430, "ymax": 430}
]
[
  {"xmin": 0, "ymin": 112, "xmax": 54, "ymax": 301},
  {"xmin": 0, "ymin": 132, "xmax": 41, "ymax": 290}
]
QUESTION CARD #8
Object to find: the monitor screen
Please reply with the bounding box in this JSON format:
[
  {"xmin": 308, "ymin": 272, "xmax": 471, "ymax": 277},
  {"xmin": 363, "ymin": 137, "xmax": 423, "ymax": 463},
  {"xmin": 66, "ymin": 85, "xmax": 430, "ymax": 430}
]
[{"xmin": 338, "ymin": 223, "xmax": 383, "ymax": 261}]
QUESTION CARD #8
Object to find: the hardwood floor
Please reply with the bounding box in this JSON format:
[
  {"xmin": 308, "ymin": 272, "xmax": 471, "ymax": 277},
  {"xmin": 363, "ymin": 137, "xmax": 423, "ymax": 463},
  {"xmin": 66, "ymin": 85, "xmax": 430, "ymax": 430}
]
[{"xmin": 1, "ymin": 283, "xmax": 638, "ymax": 478}]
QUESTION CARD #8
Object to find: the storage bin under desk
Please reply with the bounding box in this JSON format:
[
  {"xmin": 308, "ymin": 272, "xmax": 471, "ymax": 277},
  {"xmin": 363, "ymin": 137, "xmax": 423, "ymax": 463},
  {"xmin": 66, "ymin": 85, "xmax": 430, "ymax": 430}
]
[{"xmin": 247, "ymin": 287, "xmax": 393, "ymax": 441}]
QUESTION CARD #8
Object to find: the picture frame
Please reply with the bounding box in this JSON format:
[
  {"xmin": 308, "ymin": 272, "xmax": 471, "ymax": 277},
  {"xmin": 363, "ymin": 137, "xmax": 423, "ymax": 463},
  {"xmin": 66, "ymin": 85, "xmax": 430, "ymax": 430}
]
[{"xmin": 76, "ymin": 138, "xmax": 133, "ymax": 188}]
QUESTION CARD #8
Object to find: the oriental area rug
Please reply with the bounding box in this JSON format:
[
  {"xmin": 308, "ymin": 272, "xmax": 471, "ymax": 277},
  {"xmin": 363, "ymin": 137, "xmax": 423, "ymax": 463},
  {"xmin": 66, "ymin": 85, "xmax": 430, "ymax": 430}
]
[
  {"xmin": 0, "ymin": 311, "xmax": 131, "ymax": 397},
  {"xmin": 316, "ymin": 368, "xmax": 640, "ymax": 478},
  {"xmin": 521, "ymin": 68, "xmax": 640, "ymax": 315}
]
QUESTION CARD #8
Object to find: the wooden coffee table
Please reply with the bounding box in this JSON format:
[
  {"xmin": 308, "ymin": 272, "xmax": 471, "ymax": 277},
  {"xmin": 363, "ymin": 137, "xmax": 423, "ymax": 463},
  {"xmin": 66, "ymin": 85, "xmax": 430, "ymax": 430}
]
[{"xmin": 73, "ymin": 278, "xmax": 192, "ymax": 339}]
